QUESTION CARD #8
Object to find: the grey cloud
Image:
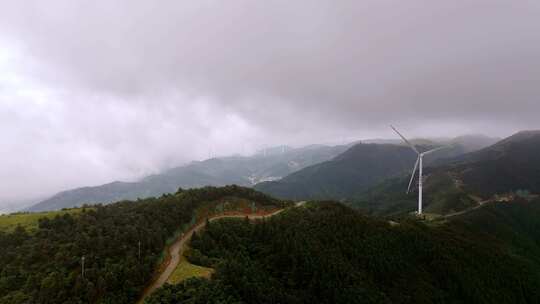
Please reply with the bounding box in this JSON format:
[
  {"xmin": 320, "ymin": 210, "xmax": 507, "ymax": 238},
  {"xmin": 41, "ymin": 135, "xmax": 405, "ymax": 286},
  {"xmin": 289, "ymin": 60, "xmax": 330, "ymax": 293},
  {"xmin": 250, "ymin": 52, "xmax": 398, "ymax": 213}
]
[{"xmin": 0, "ymin": 0, "xmax": 539, "ymax": 203}]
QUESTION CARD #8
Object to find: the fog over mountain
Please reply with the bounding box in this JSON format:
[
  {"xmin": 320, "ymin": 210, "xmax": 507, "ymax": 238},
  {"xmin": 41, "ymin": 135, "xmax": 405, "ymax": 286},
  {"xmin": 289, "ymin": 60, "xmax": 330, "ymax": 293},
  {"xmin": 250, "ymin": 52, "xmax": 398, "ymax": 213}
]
[{"xmin": 0, "ymin": 1, "xmax": 539, "ymax": 205}]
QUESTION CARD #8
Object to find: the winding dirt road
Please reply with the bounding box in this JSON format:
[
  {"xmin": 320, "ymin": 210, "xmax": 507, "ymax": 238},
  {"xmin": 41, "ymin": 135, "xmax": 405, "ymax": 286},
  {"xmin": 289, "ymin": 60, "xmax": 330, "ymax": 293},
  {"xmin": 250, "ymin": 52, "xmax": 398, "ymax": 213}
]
[{"xmin": 138, "ymin": 205, "xmax": 297, "ymax": 303}]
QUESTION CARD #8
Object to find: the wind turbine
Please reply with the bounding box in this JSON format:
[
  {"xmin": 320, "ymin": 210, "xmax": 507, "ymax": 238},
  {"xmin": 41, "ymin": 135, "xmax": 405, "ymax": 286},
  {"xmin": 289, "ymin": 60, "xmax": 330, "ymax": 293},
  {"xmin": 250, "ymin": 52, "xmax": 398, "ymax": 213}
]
[{"xmin": 391, "ymin": 126, "xmax": 448, "ymax": 215}]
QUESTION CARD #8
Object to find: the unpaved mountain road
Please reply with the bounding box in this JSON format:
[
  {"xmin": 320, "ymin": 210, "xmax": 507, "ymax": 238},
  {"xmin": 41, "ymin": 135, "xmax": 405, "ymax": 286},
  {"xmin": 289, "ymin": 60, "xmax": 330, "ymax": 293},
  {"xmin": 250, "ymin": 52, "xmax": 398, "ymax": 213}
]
[{"xmin": 138, "ymin": 202, "xmax": 305, "ymax": 303}]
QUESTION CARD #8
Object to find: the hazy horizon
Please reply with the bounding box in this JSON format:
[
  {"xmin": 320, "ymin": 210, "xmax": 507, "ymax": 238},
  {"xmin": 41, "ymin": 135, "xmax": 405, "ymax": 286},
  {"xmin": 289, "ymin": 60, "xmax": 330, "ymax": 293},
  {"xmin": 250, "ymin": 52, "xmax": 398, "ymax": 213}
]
[
  {"xmin": 0, "ymin": 131, "xmax": 506, "ymax": 211},
  {"xmin": 1, "ymin": 1, "xmax": 539, "ymax": 206}
]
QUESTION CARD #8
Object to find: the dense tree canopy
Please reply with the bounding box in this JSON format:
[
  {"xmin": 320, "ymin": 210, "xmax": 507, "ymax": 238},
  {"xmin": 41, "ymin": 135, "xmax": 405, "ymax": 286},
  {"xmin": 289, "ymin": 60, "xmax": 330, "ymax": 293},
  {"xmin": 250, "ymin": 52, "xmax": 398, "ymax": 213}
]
[
  {"xmin": 0, "ymin": 185, "xmax": 281, "ymax": 303},
  {"xmin": 147, "ymin": 201, "xmax": 540, "ymax": 304}
]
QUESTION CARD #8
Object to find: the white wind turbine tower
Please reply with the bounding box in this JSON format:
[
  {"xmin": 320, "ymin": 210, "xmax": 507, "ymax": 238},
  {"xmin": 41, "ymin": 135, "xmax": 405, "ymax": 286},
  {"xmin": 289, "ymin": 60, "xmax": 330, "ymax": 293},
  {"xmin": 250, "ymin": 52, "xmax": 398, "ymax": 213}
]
[{"xmin": 391, "ymin": 126, "xmax": 448, "ymax": 215}]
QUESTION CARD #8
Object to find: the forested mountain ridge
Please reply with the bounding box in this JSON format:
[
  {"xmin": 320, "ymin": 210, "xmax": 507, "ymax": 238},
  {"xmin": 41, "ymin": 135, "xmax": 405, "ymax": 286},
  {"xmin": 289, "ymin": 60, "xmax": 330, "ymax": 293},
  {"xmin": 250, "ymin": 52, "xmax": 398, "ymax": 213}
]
[
  {"xmin": 28, "ymin": 134, "xmax": 497, "ymax": 213},
  {"xmin": 146, "ymin": 201, "xmax": 540, "ymax": 304},
  {"xmin": 0, "ymin": 186, "xmax": 284, "ymax": 304},
  {"xmin": 255, "ymin": 143, "xmax": 419, "ymax": 200},
  {"xmin": 364, "ymin": 134, "xmax": 499, "ymax": 154},
  {"xmin": 354, "ymin": 130, "xmax": 540, "ymax": 215},
  {"xmin": 449, "ymin": 198, "xmax": 540, "ymax": 267},
  {"xmin": 437, "ymin": 130, "xmax": 540, "ymax": 197},
  {"xmin": 255, "ymin": 135, "xmax": 496, "ymax": 201},
  {"xmin": 28, "ymin": 143, "xmax": 350, "ymax": 212}
]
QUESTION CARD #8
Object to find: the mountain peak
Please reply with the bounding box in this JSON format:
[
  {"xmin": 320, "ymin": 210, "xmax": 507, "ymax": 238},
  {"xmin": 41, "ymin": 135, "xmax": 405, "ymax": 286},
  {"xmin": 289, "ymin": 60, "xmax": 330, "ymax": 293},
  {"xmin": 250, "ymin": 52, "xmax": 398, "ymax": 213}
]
[
  {"xmin": 487, "ymin": 130, "xmax": 540, "ymax": 150},
  {"xmin": 507, "ymin": 130, "xmax": 540, "ymax": 140}
]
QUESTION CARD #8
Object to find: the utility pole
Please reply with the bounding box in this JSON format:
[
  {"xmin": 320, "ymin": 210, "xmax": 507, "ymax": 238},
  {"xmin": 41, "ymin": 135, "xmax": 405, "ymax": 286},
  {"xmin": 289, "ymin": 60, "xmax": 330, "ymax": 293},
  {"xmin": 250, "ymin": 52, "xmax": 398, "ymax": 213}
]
[
  {"xmin": 138, "ymin": 241, "xmax": 141, "ymax": 261},
  {"xmin": 81, "ymin": 256, "xmax": 85, "ymax": 279}
]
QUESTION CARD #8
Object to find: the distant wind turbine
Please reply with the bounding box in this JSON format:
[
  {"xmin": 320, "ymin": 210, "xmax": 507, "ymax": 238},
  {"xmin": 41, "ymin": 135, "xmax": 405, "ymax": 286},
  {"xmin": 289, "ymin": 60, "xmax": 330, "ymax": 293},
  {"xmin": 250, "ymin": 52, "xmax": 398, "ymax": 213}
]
[{"xmin": 391, "ymin": 126, "xmax": 448, "ymax": 215}]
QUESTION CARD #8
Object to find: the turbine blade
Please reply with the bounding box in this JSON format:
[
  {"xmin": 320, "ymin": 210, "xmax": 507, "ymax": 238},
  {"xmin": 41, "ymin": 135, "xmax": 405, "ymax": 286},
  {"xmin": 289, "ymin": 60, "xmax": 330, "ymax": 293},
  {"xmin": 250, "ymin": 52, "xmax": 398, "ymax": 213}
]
[
  {"xmin": 422, "ymin": 145, "xmax": 450, "ymax": 155},
  {"xmin": 390, "ymin": 125, "xmax": 419, "ymax": 154},
  {"xmin": 407, "ymin": 157, "xmax": 419, "ymax": 194}
]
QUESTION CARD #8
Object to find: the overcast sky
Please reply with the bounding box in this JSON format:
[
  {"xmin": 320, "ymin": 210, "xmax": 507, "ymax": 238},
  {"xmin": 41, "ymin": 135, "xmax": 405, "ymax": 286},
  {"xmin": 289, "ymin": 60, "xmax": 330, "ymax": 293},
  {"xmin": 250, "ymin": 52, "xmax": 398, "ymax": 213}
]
[{"xmin": 0, "ymin": 1, "xmax": 539, "ymax": 204}]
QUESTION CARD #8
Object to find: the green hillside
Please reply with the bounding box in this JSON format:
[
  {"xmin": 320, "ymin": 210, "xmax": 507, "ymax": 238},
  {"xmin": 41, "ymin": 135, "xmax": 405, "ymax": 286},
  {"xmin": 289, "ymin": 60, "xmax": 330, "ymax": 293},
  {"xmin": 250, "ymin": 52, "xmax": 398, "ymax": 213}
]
[
  {"xmin": 255, "ymin": 143, "xmax": 419, "ymax": 200},
  {"xmin": 448, "ymin": 199, "xmax": 540, "ymax": 268},
  {"xmin": 146, "ymin": 201, "xmax": 540, "ymax": 304},
  {"xmin": 353, "ymin": 172, "xmax": 478, "ymax": 216},
  {"xmin": 0, "ymin": 186, "xmax": 284, "ymax": 304},
  {"xmin": 354, "ymin": 130, "xmax": 540, "ymax": 216},
  {"xmin": 437, "ymin": 130, "xmax": 540, "ymax": 198},
  {"xmin": 0, "ymin": 208, "xmax": 90, "ymax": 233}
]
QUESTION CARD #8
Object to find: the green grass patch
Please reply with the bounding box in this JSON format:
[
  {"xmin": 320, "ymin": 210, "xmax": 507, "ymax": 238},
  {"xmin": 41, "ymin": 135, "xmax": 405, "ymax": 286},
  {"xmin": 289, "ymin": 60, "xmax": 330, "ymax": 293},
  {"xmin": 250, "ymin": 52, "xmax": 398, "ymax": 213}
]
[
  {"xmin": 0, "ymin": 208, "xmax": 92, "ymax": 233},
  {"xmin": 167, "ymin": 256, "xmax": 214, "ymax": 284}
]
